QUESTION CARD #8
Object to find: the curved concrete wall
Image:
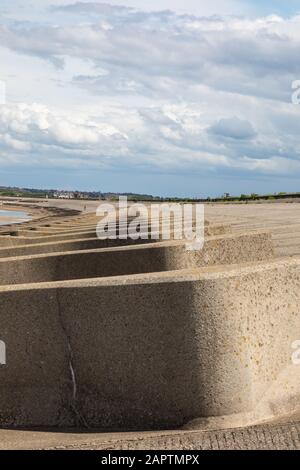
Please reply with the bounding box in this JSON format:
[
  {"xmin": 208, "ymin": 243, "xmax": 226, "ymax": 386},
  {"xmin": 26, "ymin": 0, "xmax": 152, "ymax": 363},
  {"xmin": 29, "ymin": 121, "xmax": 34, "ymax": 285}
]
[
  {"xmin": 0, "ymin": 224, "xmax": 233, "ymax": 256},
  {"xmin": 0, "ymin": 206, "xmax": 298, "ymax": 433},
  {"xmin": 0, "ymin": 258, "xmax": 299, "ymax": 429},
  {"xmin": 0, "ymin": 236, "xmax": 153, "ymax": 258},
  {"xmin": 0, "ymin": 232, "xmax": 273, "ymax": 285},
  {"xmin": 0, "ymin": 223, "xmax": 230, "ymax": 245}
]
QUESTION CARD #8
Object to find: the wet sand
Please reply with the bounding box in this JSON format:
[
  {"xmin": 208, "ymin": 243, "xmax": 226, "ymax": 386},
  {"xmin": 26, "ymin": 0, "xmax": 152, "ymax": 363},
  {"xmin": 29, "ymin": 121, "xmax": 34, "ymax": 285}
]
[{"xmin": 0, "ymin": 209, "xmax": 31, "ymax": 226}]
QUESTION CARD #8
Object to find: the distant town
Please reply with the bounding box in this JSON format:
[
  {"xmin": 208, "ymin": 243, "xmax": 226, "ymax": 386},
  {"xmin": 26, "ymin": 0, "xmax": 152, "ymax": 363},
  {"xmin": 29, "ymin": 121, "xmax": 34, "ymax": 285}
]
[{"xmin": 0, "ymin": 186, "xmax": 300, "ymax": 203}]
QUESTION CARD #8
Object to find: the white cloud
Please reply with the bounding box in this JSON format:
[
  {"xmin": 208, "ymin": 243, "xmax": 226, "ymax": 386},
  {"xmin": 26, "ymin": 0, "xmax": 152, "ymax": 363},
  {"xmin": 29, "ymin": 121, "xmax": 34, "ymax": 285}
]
[
  {"xmin": 0, "ymin": 3, "xmax": 300, "ymax": 191},
  {"xmin": 209, "ymin": 117, "xmax": 256, "ymax": 140}
]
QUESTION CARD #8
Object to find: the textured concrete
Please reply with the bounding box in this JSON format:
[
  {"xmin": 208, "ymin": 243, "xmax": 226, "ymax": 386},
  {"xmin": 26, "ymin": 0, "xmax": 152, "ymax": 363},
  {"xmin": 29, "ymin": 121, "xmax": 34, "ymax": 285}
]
[
  {"xmin": 0, "ymin": 236, "xmax": 151, "ymax": 257},
  {"xmin": 0, "ymin": 232, "xmax": 273, "ymax": 285},
  {"xmin": 0, "ymin": 258, "xmax": 299, "ymax": 429},
  {"xmin": 0, "ymin": 199, "xmax": 299, "ymax": 450},
  {"xmin": 0, "ymin": 417, "xmax": 299, "ymax": 449},
  {"xmin": 0, "ymin": 223, "xmax": 231, "ymax": 246},
  {"xmin": 204, "ymin": 202, "xmax": 300, "ymax": 258},
  {"xmin": 13, "ymin": 198, "xmax": 300, "ymax": 257},
  {"xmin": 60, "ymin": 418, "xmax": 300, "ymax": 450}
]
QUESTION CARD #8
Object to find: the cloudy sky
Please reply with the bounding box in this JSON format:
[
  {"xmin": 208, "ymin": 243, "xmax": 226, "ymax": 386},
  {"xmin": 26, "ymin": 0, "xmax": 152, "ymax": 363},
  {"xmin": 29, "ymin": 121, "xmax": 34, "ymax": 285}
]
[{"xmin": 1, "ymin": 1, "xmax": 300, "ymax": 197}]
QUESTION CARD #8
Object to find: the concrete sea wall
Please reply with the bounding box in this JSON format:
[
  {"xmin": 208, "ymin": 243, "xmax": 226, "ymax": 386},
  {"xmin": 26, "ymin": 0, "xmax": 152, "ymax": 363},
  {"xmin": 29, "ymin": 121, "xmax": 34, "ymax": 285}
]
[
  {"xmin": 0, "ymin": 206, "xmax": 298, "ymax": 430},
  {"xmin": 0, "ymin": 232, "xmax": 273, "ymax": 285},
  {"xmin": 0, "ymin": 258, "xmax": 299, "ymax": 428}
]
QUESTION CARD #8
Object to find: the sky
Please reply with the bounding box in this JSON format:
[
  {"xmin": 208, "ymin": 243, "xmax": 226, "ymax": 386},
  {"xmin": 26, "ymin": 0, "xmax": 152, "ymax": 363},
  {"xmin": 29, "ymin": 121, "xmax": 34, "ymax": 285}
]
[{"xmin": 1, "ymin": 1, "xmax": 300, "ymax": 197}]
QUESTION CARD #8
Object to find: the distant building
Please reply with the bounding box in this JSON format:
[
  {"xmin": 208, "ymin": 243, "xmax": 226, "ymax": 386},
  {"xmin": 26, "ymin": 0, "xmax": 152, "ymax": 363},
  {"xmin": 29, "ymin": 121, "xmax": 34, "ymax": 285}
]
[{"xmin": 53, "ymin": 191, "xmax": 75, "ymax": 199}]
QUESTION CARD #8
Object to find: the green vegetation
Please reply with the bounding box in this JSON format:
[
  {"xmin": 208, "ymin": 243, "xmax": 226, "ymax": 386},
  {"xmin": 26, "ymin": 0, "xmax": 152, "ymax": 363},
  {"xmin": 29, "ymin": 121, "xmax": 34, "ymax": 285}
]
[
  {"xmin": 0, "ymin": 187, "xmax": 49, "ymax": 198},
  {"xmin": 0, "ymin": 186, "xmax": 299, "ymax": 203}
]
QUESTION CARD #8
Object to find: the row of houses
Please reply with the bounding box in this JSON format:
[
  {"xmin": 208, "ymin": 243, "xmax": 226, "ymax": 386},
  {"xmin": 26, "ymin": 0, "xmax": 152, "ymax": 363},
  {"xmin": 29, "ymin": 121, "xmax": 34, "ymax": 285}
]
[{"xmin": 53, "ymin": 191, "xmax": 97, "ymax": 200}]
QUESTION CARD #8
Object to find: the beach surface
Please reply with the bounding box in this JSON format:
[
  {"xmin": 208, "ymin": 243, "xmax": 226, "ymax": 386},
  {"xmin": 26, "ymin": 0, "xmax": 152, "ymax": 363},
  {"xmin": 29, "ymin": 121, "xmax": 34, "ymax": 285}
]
[{"xmin": 0, "ymin": 209, "xmax": 31, "ymax": 226}]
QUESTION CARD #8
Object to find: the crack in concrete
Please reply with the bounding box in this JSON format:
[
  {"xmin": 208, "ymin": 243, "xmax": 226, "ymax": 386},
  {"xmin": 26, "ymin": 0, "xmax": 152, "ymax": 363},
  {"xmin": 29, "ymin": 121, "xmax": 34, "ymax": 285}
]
[{"xmin": 55, "ymin": 288, "xmax": 89, "ymax": 428}]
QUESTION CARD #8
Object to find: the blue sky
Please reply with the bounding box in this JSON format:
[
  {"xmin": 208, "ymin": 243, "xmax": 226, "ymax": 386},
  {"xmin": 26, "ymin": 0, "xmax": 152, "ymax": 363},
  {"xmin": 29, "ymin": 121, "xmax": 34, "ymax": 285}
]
[
  {"xmin": 1, "ymin": 1, "xmax": 300, "ymax": 197},
  {"xmin": 250, "ymin": 0, "xmax": 300, "ymax": 16}
]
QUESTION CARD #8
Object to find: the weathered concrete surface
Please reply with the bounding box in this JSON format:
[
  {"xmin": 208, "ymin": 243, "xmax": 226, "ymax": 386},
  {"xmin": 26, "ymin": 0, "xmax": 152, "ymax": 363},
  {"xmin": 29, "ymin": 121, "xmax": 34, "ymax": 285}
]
[
  {"xmin": 0, "ymin": 257, "xmax": 299, "ymax": 429},
  {"xmin": 0, "ymin": 236, "xmax": 151, "ymax": 258},
  {"xmin": 47, "ymin": 417, "xmax": 300, "ymax": 450},
  {"xmin": 0, "ymin": 224, "xmax": 231, "ymax": 246},
  {"xmin": 13, "ymin": 198, "xmax": 300, "ymax": 257},
  {"xmin": 0, "ymin": 199, "xmax": 299, "ymax": 450},
  {"xmin": 0, "ymin": 417, "xmax": 299, "ymax": 449},
  {"xmin": 204, "ymin": 202, "xmax": 300, "ymax": 258},
  {"xmin": 0, "ymin": 228, "xmax": 254, "ymax": 259},
  {"xmin": 61, "ymin": 418, "xmax": 300, "ymax": 450},
  {"xmin": 0, "ymin": 232, "xmax": 273, "ymax": 285}
]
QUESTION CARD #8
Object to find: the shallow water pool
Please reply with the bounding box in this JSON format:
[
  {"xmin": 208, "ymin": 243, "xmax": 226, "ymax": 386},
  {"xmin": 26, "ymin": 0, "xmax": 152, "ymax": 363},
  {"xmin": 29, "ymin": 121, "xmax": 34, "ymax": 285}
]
[{"xmin": 0, "ymin": 209, "xmax": 31, "ymax": 226}]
